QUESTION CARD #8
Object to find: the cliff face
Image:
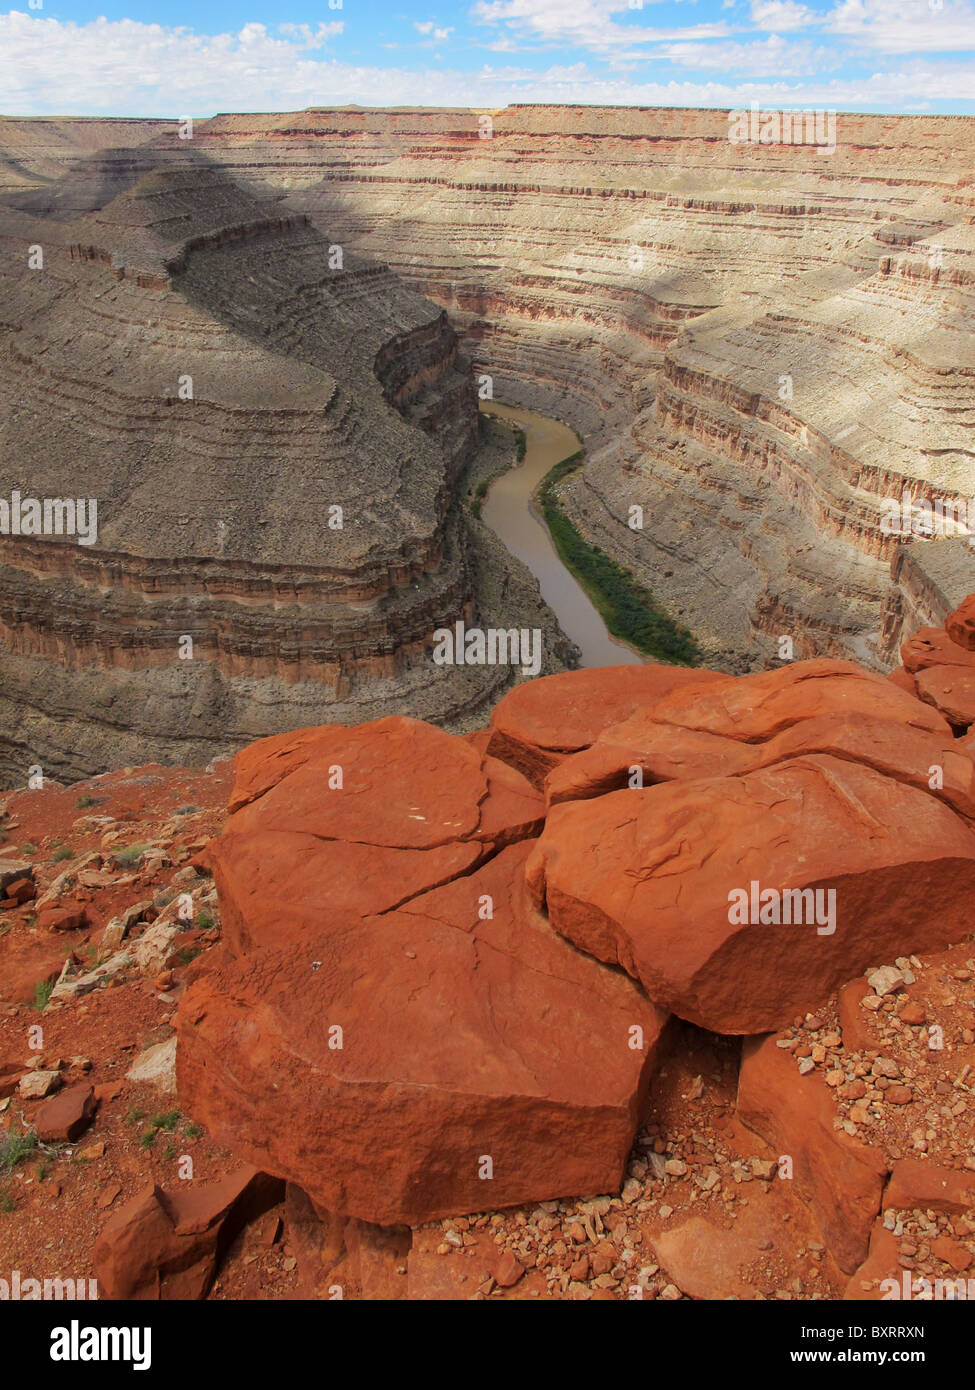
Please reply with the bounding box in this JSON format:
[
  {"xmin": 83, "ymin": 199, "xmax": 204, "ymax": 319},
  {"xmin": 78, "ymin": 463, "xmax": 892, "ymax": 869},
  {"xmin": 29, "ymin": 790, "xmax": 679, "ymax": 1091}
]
[
  {"xmin": 2, "ymin": 107, "xmax": 974, "ymax": 779},
  {"xmin": 164, "ymin": 104, "xmax": 974, "ymax": 670},
  {"xmin": 0, "ymin": 148, "xmax": 509, "ymax": 786}
]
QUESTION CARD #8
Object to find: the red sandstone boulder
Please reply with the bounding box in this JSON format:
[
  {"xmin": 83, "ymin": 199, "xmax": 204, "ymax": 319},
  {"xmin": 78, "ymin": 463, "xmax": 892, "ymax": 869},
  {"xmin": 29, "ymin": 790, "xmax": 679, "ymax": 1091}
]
[
  {"xmin": 34, "ymin": 1082, "xmax": 97, "ymax": 1142},
  {"xmin": 0, "ymin": 1062, "xmax": 24, "ymax": 1099},
  {"xmin": 946, "ymin": 595, "xmax": 975, "ymax": 652},
  {"xmin": 901, "ymin": 626, "xmax": 975, "ymax": 674},
  {"xmin": 646, "ymin": 658, "xmax": 950, "ymax": 741},
  {"xmin": 738, "ymin": 1034, "xmax": 888, "ymax": 1274},
  {"xmin": 883, "ymin": 1160, "xmax": 975, "ymax": 1215},
  {"xmin": 544, "ymin": 722, "xmax": 753, "ymax": 806},
  {"xmin": 913, "ymin": 665, "xmax": 975, "ymax": 731},
  {"xmin": 546, "ymin": 710, "xmax": 975, "ymax": 823},
  {"xmin": 210, "ymin": 716, "xmax": 544, "ymax": 956},
  {"xmin": 0, "ymin": 860, "xmax": 34, "ymax": 897},
  {"xmin": 4, "ymin": 877, "xmax": 35, "ymax": 905},
  {"xmin": 92, "ymin": 1168, "xmax": 283, "ymax": 1299},
  {"xmin": 527, "ymin": 754, "xmax": 975, "ymax": 1033},
  {"xmin": 843, "ymin": 1223, "xmax": 901, "ymax": 1300},
  {"xmin": 38, "ymin": 902, "xmax": 88, "ymax": 933},
  {"xmin": 485, "ymin": 664, "xmax": 728, "ymax": 787},
  {"xmin": 178, "ymin": 843, "xmax": 666, "ymax": 1227}
]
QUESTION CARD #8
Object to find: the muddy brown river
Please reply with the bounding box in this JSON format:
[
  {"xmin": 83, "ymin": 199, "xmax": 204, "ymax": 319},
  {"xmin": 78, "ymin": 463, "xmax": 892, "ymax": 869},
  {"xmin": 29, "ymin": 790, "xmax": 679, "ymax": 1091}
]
[{"xmin": 479, "ymin": 402, "xmax": 644, "ymax": 668}]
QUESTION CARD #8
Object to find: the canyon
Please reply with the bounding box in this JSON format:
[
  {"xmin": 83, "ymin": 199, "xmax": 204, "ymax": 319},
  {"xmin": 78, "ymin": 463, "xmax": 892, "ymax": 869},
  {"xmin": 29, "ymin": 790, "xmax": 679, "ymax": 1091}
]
[{"xmin": 1, "ymin": 106, "xmax": 974, "ymax": 782}]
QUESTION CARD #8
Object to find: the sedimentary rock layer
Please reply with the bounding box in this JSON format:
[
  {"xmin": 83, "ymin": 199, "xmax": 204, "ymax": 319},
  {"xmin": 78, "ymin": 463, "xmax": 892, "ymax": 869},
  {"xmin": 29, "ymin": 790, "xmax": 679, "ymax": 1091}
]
[
  {"xmin": 162, "ymin": 104, "xmax": 975, "ymax": 669},
  {"xmin": 0, "ymin": 145, "xmax": 561, "ymax": 785}
]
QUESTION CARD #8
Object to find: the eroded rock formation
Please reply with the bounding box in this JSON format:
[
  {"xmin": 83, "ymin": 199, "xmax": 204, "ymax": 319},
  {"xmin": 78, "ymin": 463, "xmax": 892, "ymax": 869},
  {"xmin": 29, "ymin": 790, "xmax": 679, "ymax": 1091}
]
[
  {"xmin": 0, "ymin": 145, "xmax": 569, "ymax": 786},
  {"xmin": 163, "ymin": 105, "xmax": 975, "ymax": 670},
  {"xmin": 171, "ymin": 595, "xmax": 975, "ymax": 1285}
]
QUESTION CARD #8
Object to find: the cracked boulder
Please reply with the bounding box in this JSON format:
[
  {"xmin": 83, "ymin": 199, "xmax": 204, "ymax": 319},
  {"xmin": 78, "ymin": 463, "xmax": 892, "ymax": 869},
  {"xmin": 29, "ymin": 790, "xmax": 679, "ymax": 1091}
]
[
  {"xmin": 178, "ymin": 841, "xmax": 666, "ymax": 1226},
  {"xmin": 527, "ymin": 750, "xmax": 975, "ymax": 1033},
  {"xmin": 208, "ymin": 715, "xmax": 545, "ymax": 955},
  {"xmin": 485, "ymin": 664, "xmax": 728, "ymax": 788}
]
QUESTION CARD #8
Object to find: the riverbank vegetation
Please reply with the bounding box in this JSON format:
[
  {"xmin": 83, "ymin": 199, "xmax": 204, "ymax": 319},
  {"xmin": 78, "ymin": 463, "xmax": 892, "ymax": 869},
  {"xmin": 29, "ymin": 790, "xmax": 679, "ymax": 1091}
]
[{"xmin": 537, "ymin": 452, "xmax": 702, "ymax": 666}]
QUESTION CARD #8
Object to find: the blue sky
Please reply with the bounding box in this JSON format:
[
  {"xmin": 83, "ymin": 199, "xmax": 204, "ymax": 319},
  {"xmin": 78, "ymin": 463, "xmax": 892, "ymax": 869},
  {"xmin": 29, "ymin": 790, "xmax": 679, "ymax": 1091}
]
[{"xmin": 2, "ymin": 0, "xmax": 974, "ymax": 116}]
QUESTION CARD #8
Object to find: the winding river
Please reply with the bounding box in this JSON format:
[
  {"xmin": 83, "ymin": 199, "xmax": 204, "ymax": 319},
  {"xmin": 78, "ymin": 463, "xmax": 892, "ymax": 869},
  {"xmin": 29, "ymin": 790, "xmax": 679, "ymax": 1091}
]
[{"xmin": 479, "ymin": 402, "xmax": 645, "ymax": 668}]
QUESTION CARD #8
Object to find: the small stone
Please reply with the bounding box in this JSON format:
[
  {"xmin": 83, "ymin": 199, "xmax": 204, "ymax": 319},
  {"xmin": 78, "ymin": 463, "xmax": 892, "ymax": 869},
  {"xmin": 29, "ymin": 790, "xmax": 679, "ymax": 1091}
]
[
  {"xmin": 930, "ymin": 1236, "xmax": 972, "ymax": 1273},
  {"xmin": 18, "ymin": 1069, "xmax": 61, "ymax": 1099},
  {"xmin": 868, "ymin": 966, "xmax": 905, "ymax": 997},
  {"xmin": 886, "ymin": 1085, "xmax": 914, "ymax": 1106},
  {"xmin": 494, "ymin": 1251, "xmax": 525, "ymax": 1288},
  {"xmin": 34, "ymin": 1083, "xmax": 96, "ymax": 1141}
]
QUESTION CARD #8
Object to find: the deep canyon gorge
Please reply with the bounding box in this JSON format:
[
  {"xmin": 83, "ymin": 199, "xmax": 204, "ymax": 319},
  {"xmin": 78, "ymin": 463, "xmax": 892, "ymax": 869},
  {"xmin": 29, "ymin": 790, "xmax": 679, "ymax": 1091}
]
[
  {"xmin": 1, "ymin": 105, "xmax": 974, "ymax": 782},
  {"xmin": 2, "ymin": 101, "xmax": 975, "ymax": 1315}
]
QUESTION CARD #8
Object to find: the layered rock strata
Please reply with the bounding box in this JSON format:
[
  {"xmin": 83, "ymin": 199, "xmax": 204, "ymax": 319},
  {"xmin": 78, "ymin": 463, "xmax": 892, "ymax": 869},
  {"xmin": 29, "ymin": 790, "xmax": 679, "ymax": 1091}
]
[
  {"xmin": 155, "ymin": 105, "xmax": 975, "ymax": 670},
  {"xmin": 0, "ymin": 148, "xmax": 566, "ymax": 785}
]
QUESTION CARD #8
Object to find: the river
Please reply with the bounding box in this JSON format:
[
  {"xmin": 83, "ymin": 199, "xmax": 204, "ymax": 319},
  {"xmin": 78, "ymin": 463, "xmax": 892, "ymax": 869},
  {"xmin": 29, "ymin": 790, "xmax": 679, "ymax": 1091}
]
[{"xmin": 479, "ymin": 402, "xmax": 645, "ymax": 668}]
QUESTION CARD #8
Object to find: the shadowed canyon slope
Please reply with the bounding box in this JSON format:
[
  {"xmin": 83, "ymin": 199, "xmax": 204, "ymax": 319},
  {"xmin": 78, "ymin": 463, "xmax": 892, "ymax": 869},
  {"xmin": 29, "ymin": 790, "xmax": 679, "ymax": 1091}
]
[
  {"xmin": 0, "ymin": 142, "xmax": 573, "ymax": 785},
  {"xmin": 1, "ymin": 106, "xmax": 974, "ymax": 780}
]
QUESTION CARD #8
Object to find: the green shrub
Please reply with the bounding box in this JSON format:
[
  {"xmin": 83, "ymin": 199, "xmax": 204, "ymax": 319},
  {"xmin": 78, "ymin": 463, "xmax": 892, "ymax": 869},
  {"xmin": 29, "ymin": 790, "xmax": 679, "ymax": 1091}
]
[
  {"xmin": 114, "ymin": 844, "xmax": 148, "ymax": 868},
  {"xmin": 0, "ymin": 1129, "xmax": 37, "ymax": 1173},
  {"xmin": 33, "ymin": 979, "xmax": 54, "ymax": 1011}
]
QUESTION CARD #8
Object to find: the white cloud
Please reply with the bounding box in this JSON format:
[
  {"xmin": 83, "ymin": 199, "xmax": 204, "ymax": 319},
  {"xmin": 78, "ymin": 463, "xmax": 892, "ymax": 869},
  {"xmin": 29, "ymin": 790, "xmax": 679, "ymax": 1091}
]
[
  {"xmin": 659, "ymin": 35, "xmax": 841, "ymax": 75},
  {"xmin": 824, "ymin": 0, "xmax": 975, "ymax": 53},
  {"xmin": 471, "ymin": 0, "xmax": 730, "ymax": 50},
  {"xmin": 277, "ymin": 22, "xmax": 345, "ymax": 48},
  {"xmin": 0, "ymin": 10, "xmax": 971, "ymax": 116},
  {"xmin": 415, "ymin": 19, "xmax": 453, "ymax": 40},
  {"xmin": 750, "ymin": 1, "xmax": 816, "ymax": 30}
]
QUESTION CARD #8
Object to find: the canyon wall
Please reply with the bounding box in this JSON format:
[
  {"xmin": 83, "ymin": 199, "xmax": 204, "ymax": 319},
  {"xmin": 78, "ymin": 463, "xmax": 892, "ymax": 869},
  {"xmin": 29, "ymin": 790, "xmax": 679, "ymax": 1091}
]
[
  {"xmin": 0, "ymin": 145, "xmax": 569, "ymax": 786},
  {"xmin": 169, "ymin": 104, "xmax": 975, "ymax": 670},
  {"xmin": 1, "ymin": 107, "xmax": 973, "ymax": 780}
]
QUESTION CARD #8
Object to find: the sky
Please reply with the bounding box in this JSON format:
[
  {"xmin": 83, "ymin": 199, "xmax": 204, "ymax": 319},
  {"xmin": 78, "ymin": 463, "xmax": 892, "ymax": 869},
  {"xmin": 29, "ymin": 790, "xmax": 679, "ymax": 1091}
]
[{"xmin": 1, "ymin": 0, "xmax": 974, "ymax": 117}]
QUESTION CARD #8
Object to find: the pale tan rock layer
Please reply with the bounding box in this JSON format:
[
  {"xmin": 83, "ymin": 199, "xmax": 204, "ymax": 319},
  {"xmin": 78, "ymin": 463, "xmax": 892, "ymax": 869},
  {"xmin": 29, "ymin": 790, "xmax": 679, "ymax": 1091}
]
[
  {"xmin": 172, "ymin": 105, "xmax": 975, "ymax": 669},
  {"xmin": 1, "ymin": 107, "xmax": 974, "ymax": 776}
]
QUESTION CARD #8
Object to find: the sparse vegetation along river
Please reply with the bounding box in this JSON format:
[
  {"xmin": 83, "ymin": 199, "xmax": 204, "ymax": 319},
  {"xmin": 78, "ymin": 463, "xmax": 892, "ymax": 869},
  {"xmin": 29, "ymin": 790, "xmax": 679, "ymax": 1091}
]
[{"xmin": 479, "ymin": 402, "xmax": 700, "ymax": 668}]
